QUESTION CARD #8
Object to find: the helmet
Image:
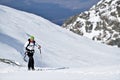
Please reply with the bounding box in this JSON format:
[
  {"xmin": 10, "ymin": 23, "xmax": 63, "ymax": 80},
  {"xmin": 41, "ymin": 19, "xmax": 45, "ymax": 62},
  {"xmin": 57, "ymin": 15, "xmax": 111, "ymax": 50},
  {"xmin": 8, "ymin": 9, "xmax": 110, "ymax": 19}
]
[{"xmin": 30, "ymin": 36, "xmax": 34, "ymax": 40}]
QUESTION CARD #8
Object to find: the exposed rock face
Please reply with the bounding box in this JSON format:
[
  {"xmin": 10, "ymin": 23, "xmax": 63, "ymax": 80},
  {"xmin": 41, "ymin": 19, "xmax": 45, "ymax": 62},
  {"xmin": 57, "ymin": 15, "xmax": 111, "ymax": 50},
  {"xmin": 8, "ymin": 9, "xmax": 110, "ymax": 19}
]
[{"xmin": 63, "ymin": 0, "xmax": 120, "ymax": 47}]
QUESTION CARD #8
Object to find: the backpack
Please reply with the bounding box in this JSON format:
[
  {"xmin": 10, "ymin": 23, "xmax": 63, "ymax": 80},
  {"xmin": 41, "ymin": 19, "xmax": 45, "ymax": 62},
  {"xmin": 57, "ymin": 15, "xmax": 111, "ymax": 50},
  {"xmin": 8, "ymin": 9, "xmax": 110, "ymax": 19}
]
[{"xmin": 26, "ymin": 39, "xmax": 36, "ymax": 50}]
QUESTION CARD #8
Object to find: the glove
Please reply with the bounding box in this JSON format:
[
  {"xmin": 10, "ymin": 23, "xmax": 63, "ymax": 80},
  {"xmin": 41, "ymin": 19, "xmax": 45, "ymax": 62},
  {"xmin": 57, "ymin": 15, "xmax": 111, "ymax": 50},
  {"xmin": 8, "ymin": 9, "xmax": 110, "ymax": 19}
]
[{"xmin": 38, "ymin": 45, "xmax": 41, "ymax": 49}]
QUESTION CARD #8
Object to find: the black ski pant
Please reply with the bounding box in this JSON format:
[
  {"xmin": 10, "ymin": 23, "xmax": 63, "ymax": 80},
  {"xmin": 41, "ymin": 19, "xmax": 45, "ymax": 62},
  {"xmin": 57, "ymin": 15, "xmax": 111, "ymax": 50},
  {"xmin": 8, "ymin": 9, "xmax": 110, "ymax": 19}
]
[{"xmin": 27, "ymin": 50, "xmax": 35, "ymax": 70}]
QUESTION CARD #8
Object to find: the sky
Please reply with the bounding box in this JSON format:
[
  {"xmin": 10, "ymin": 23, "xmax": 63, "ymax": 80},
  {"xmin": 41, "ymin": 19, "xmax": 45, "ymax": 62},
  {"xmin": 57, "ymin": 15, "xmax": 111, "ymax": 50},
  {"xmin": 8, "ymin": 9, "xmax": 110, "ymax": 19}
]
[{"xmin": 0, "ymin": 0, "xmax": 100, "ymax": 25}]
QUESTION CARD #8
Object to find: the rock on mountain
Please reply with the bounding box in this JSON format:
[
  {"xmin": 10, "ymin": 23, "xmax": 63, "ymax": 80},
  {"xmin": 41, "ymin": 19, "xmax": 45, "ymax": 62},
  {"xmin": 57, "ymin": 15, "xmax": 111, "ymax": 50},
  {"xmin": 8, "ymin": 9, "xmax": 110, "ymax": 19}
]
[{"xmin": 62, "ymin": 0, "xmax": 120, "ymax": 47}]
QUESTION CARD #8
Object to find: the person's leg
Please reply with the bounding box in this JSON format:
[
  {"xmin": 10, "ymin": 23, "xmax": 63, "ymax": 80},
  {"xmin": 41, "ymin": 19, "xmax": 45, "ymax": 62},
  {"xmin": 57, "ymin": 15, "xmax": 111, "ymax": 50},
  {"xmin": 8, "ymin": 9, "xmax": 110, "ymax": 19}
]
[
  {"xmin": 28, "ymin": 57, "xmax": 31, "ymax": 70},
  {"xmin": 31, "ymin": 57, "xmax": 35, "ymax": 70},
  {"xmin": 27, "ymin": 52, "xmax": 32, "ymax": 70},
  {"xmin": 27, "ymin": 50, "xmax": 34, "ymax": 70},
  {"xmin": 29, "ymin": 57, "xmax": 33, "ymax": 70}
]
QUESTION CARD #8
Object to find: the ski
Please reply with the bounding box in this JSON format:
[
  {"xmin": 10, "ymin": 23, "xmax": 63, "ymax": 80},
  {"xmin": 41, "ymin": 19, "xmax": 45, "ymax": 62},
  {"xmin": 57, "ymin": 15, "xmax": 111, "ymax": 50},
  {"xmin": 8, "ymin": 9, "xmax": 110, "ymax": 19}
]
[{"xmin": 36, "ymin": 67, "xmax": 69, "ymax": 71}]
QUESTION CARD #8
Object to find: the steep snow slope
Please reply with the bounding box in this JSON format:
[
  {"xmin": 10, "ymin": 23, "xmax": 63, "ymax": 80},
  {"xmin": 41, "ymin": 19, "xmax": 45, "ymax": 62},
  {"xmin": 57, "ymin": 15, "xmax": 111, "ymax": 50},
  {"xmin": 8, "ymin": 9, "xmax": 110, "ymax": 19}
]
[{"xmin": 0, "ymin": 5, "xmax": 120, "ymax": 69}]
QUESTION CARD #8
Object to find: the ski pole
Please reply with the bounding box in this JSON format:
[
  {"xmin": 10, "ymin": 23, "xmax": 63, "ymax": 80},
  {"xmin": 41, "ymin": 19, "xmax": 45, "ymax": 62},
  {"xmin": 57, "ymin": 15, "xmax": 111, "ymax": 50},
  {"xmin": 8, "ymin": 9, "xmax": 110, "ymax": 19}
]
[
  {"xmin": 39, "ymin": 48, "xmax": 43, "ymax": 65},
  {"xmin": 39, "ymin": 48, "xmax": 42, "ymax": 60},
  {"xmin": 39, "ymin": 48, "xmax": 41, "ymax": 54}
]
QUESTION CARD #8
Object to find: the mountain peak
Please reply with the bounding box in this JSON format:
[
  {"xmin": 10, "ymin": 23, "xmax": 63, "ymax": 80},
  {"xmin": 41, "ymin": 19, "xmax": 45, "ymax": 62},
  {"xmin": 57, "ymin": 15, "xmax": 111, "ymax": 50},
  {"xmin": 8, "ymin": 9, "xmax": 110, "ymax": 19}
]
[{"xmin": 63, "ymin": 0, "xmax": 120, "ymax": 47}]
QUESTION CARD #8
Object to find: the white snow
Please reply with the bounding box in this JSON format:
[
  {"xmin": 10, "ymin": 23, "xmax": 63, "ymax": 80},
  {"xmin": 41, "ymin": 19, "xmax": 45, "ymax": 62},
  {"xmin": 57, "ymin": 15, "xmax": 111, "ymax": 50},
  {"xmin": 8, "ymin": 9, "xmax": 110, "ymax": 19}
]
[
  {"xmin": 1, "ymin": 66, "xmax": 120, "ymax": 80},
  {"xmin": 0, "ymin": 5, "xmax": 120, "ymax": 80}
]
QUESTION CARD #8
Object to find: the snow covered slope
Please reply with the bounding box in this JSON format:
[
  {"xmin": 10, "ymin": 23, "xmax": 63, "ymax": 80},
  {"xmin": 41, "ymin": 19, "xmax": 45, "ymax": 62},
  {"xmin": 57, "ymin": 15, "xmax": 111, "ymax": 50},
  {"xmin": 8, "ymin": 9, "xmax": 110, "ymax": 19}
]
[
  {"xmin": 63, "ymin": 0, "xmax": 120, "ymax": 47},
  {"xmin": 0, "ymin": 5, "xmax": 120, "ymax": 69}
]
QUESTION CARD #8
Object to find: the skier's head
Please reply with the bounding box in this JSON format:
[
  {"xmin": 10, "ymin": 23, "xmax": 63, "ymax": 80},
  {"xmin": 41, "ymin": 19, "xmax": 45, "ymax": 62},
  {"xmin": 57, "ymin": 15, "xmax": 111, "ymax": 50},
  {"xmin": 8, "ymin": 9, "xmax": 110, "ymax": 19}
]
[{"xmin": 30, "ymin": 35, "xmax": 34, "ymax": 41}]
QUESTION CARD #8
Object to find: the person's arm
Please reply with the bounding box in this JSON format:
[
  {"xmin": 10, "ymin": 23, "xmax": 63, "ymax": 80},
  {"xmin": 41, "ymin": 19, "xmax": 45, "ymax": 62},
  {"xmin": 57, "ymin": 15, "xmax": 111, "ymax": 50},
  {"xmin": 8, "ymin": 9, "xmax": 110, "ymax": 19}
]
[
  {"xmin": 24, "ymin": 41, "xmax": 30, "ymax": 51},
  {"xmin": 23, "ymin": 41, "xmax": 29, "ymax": 61},
  {"xmin": 35, "ymin": 42, "xmax": 41, "ymax": 49}
]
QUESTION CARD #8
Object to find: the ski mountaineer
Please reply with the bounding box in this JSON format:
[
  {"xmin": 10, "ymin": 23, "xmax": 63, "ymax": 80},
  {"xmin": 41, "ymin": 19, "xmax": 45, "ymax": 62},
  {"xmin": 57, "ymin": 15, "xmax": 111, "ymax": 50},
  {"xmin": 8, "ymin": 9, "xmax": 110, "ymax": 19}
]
[{"xmin": 24, "ymin": 36, "xmax": 41, "ymax": 70}]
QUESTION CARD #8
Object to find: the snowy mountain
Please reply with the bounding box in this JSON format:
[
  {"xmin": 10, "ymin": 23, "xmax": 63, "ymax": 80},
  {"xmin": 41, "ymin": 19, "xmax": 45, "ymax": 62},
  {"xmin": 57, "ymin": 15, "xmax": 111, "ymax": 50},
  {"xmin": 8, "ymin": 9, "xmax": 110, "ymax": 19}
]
[
  {"xmin": 63, "ymin": 0, "xmax": 120, "ymax": 47},
  {"xmin": 0, "ymin": 4, "xmax": 120, "ymax": 68},
  {"xmin": 1, "ymin": 4, "xmax": 120, "ymax": 80}
]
